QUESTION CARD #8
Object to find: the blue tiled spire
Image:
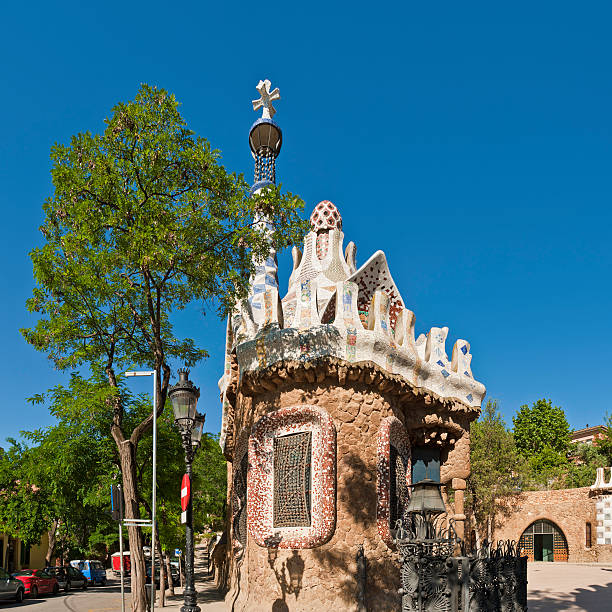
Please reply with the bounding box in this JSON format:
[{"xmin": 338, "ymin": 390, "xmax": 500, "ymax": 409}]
[{"xmin": 247, "ymin": 80, "xmax": 283, "ymax": 324}]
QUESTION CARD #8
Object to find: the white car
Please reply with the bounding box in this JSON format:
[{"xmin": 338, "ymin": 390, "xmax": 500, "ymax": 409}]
[{"xmin": 0, "ymin": 567, "xmax": 24, "ymax": 602}]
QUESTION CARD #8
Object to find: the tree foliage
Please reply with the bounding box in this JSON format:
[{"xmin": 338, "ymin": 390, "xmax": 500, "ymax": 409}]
[
  {"xmin": 1, "ymin": 372, "xmax": 227, "ymax": 565},
  {"xmin": 0, "ymin": 440, "xmax": 50, "ymax": 546},
  {"xmin": 593, "ymin": 412, "xmax": 612, "ymax": 467},
  {"xmin": 467, "ymin": 399, "xmax": 527, "ymax": 543},
  {"xmin": 21, "ymin": 84, "xmax": 304, "ymax": 610},
  {"xmin": 23, "ymin": 83, "xmax": 305, "ymax": 376},
  {"xmin": 512, "ymin": 398, "xmax": 571, "ymax": 472},
  {"xmin": 564, "ymin": 442, "xmax": 608, "ymax": 489}
]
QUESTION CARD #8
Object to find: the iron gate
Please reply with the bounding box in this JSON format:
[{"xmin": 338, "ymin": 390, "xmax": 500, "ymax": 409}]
[{"xmin": 395, "ymin": 519, "xmax": 527, "ymax": 612}]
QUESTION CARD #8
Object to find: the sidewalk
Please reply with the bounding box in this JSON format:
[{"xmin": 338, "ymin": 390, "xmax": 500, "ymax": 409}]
[
  {"xmin": 528, "ymin": 562, "xmax": 612, "ymax": 611},
  {"xmin": 158, "ymin": 540, "xmax": 225, "ymax": 611}
]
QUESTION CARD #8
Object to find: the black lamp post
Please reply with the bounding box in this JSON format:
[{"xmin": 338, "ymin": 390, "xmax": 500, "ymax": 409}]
[{"xmin": 169, "ymin": 369, "xmax": 203, "ymax": 612}]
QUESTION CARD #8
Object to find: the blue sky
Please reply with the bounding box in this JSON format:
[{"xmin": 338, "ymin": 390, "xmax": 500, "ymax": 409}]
[{"xmin": 1, "ymin": 1, "xmax": 611, "ymax": 443}]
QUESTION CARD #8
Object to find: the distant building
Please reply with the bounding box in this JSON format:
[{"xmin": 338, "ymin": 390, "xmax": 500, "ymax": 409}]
[
  {"xmin": 0, "ymin": 533, "xmax": 48, "ymax": 572},
  {"xmin": 571, "ymin": 425, "xmax": 606, "ymax": 445}
]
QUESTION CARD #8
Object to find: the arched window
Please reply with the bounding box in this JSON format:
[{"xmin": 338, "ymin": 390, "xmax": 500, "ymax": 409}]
[
  {"xmin": 586, "ymin": 522, "xmax": 592, "ymax": 548},
  {"xmin": 519, "ymin": 519, "xmax": 568, "ymax": 562}
]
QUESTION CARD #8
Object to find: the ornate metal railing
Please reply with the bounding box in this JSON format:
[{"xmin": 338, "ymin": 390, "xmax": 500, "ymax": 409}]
[{"xmin": 395, "ymin": 519, "xmax": 527, "ymax": 612}]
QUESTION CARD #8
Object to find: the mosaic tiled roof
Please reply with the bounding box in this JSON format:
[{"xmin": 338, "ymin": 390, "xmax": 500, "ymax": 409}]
[{"xmin": 219, "ymin": 201, "xmax": 486, "ymax": 452}]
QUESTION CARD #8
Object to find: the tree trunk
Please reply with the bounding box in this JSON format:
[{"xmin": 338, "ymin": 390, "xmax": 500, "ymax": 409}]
[
  {"xmin": 45, "ymin": 519, "xmax": 59, "ymax": 566},
  {"xmin": 118, "ymin": 440, "xmax": 147, "ymax": 612},
  {"xmin": 154, "ymin": 523, "xmax": 166, "ymax": 607},
  {"xmin": 487, "ymin": 516, "xmax": 492, "ymax": 545},
  {"xmin": 474, "ymin": 522, "xmax": 481, "ymax": 551},
  {"xmin": 164, "ymin": 552, "xmax": 175, "ymax": 596}
]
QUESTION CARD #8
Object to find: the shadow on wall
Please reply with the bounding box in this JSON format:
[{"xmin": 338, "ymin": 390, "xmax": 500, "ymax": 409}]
[
  {"xmin": 309, "ymin": 451, "xmax": 400, "ymax": 609},
  {"xmin": 266, "ymin": 546, "xmax": 306, "ymax": 605},
  {"xmin": 528, "ymin": 581, "xmax": 612, "ymax": 612}
]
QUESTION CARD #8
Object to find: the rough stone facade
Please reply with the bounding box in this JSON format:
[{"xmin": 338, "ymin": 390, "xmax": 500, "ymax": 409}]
[
  {"xmin": 493, "ymin": 487, "xmax": 612, "ymax": 563},
  {"xmin": 218, "ymin": 360, "xmax": 477, "ymax": 611}
]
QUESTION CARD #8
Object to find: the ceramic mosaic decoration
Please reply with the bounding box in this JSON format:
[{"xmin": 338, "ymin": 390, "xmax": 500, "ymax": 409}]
[
  {"xmin": 220, "ymin": 198, "xmax": 486, "ymax": 452},
  {"xmin": 247, "ymin": 405, "xmax": 336, "ymax": 549},
  {"xmin": 216, "ymin": 80, "xmax": 486, "ymax": 612}
]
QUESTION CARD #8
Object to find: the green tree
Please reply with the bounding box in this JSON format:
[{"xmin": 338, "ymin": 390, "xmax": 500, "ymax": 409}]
[
  {"xmin": 21, "ymin": 84, "xmax": 304, "ymax": 611},
  {"xmin": 513, "ymin": 399, "xmax": 571, "ymax": 474},
  {"xmin": 24, "ymin": 373, "xmax": 118, "ymax": 564},
  {"xmin": 467, "ymin": 399, "xmax": 527, "ymax": 545},
  {"xmin": 564, "ymin": 442, "xmax": 608, "ymax": 489},
  {"xmin": 593, "ymin": 413, "xmax": 612, "ymax": 466},
  {"xmin": 0, "ymin": 440, "xmax": 51, "ymax": 547}
]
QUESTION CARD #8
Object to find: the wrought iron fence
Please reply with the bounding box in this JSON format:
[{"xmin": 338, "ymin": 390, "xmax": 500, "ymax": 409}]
[{"xmin": 395, "ymin": 519, "xmax": 527, "ymax": 612}]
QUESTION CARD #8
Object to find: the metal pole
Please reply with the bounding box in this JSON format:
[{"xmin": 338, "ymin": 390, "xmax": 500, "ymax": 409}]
[
  {"xmin": 151, "ymin": 370, "xmax": 158, "ymax": 612},
  {"xmin": 181, "ymin": 450, "xmax": 200, "ymax": 612},
  {"xmin": 119, "ymin": 516, "xmax": 125, "ymax": 612}
]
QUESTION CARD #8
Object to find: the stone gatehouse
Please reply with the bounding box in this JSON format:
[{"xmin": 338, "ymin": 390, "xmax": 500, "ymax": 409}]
[{"xmin": 214, "ymin": 80, "xmax": 487, "ymax": 611}]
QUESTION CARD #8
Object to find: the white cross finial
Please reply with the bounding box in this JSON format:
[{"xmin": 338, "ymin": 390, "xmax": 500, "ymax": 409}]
[{"xmin": 252, "ymin": 79, "xmax": 281, "ymax": 119}]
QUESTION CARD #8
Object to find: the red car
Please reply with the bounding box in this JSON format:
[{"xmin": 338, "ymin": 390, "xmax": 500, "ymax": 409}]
[{"xmin": 12, "ymin": 569, "xmax": 59, "ymax": 598}]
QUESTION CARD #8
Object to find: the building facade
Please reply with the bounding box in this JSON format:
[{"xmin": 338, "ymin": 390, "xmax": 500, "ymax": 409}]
[
  {"xmin": 0, "ymin": 533, "xmax": 48, "ymax": 572},
  {"xmin": 215, "ymin": 81, "xmax": 486, "ymax": 611},
  {"xmin": 571, "ymin": 425, "xmax": 606, "ymax": 445},
  {"xmin": 493, "ymin": 468, "xmax": 612, "ymax": 564}
]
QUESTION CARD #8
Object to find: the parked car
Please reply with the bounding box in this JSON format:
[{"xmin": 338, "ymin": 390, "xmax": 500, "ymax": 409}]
[
  {"xmin": 169, "ymin": 560, "xmax": 180, "ymax": 585},
  {"xmin": 145, "ymin": 561, "xmax": 160, "ymax": 586},
  {"xmin": 144, "ymin": 561, "xmax": 179, "ymax": 586},
  {"xmin": 0, "ymin": 567, "xmax": 25, "ymax": 602},
  {"xmin": 44, "ymin": 566, "xmax": 88, "ymax": 592},
  {"xmin": 69, "ymin": 560, "xmax": 107, "ymax": 586},
  {"xmin": 11, "ymin": 569, "xmax": 59, "ymax": 598}
]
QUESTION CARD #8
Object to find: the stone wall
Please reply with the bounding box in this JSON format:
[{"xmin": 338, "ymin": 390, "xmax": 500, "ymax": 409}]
[
  {"xmin": 220, "ymin": 360, "xmax": 477, "ymax": 612},
  {"xmin": 493, "ymin": 487, "xmax": 612, "ymax": 563}
]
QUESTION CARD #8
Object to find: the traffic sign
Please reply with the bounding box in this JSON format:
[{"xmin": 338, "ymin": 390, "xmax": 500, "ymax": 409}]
[
  {"xmin": 181, "ymin": 474, "xmax": 190, "ymax": 511},
  {"xmin": 111, "ymin": 484, "xmax": 123, "ymax": 521}
]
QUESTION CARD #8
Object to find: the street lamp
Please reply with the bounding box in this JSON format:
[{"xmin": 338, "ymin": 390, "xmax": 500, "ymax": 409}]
[{"xmin": 169, "ymin": 369, "xmax": 203, "ymax": 612}]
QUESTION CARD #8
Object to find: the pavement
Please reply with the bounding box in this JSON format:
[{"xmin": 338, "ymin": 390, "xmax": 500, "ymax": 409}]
[
  {"xmin": 527, "ymin": 562, "xmax": 612, "ymax": 611},
  {"xmin": 0, "ymin": 540, "xmax": 225, "ymax": 612},
  {"xmin": 5, "ymin": 552, "xmax": 612, "ymax": 611},
  {"xmin": 158, "ymin": 539, "xmax": 225, "ymax": 611}
]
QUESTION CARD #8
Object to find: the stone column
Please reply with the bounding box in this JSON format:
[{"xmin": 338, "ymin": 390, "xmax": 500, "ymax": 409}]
[{"xmin": 452, "ymin": 478, "xmax": 467, "ymax": 541}]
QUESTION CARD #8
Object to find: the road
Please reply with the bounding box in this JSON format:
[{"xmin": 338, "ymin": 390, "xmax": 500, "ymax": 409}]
[
  {"xmin": 0, "ymin": 581, "xmax": 129, "ymax": 612},
  {"xmin": 0, "ymin": 577, "xmax": 224, "ymax": 612}
]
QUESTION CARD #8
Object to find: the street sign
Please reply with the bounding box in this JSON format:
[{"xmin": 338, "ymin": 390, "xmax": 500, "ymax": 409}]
[
  {"xmin": 181, "ymin": 474, "xmax": 190, "ymax": 511},
  {"xmin": 111, "ymin": 484, "xmax": 123, "ymax": 521},
  {"xmin": 174, "ymin": 548, "xmax": 181, "ymax": 557}
]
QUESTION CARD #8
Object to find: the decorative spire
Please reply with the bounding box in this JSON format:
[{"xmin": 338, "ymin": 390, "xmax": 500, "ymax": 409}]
[
  {"xmin": 252, "ymin": 79, "xmax": 281, "ymax": 119},
  {"xmin": 243, "ymin": 80, "xmax": 283, "ymax": 329},
  {"xmin": 249, "ymin": 79, "xmax": 283, "ymax": 194}
]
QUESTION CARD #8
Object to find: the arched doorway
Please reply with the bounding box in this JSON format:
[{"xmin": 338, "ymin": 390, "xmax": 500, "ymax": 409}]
[{"xmin": 519, "ymin": 519, "xmax": 568, "ymax": 562}]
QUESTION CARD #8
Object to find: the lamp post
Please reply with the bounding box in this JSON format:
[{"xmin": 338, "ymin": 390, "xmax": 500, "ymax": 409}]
[{"xmin": 169, "ymin": 369, "xmax": 203, "ymax": 612}]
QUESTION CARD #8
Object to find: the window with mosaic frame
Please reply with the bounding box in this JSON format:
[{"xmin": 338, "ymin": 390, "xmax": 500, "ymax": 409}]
[
  {"xmin": 232, "ymin": 451, "xmax": 249, "ymax": 549},
  {"xmin": 248, "ymin": 405, "xmax": 336, "ymax": 549},
  {"xmin": 377, "ymin": 416, "xmax": 411, "ymax": 549}
]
